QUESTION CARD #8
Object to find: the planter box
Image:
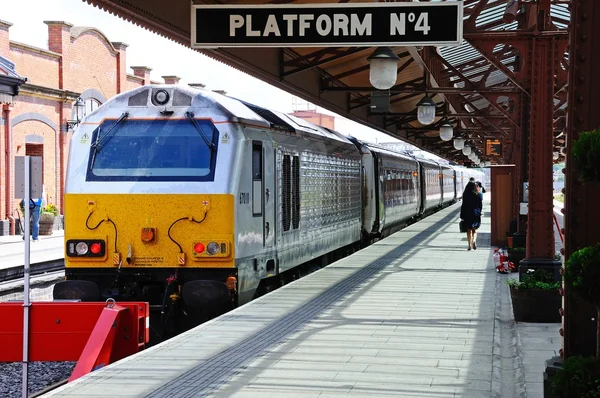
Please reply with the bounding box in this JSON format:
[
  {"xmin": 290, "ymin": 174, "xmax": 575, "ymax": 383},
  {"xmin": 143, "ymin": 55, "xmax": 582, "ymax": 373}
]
[
  {"xmin": 510, "ymin": 287, "xmax": 561, "ymax": 323},
  {"xmin": 508, "ymin": 250, "xmax": 526, "ymax": 267}
]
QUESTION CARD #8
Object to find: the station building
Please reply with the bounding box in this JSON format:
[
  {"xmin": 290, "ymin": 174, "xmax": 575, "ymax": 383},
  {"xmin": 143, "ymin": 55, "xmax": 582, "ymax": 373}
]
[{"xmin": 0, "ymin": 19, "xmax": 185, "ymax": 235}]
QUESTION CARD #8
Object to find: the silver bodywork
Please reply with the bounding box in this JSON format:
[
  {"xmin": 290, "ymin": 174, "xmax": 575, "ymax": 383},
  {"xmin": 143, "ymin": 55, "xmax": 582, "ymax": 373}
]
[{"xmin": 66, "ymin": 84, "xmax": 488, "ymax": 306}]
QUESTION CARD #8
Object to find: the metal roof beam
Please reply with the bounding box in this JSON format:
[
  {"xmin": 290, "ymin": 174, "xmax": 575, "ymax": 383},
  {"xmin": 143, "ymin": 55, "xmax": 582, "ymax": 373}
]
[{"xmin": 281, "ymin": 47, "xmax": 367, "ymax": 78}]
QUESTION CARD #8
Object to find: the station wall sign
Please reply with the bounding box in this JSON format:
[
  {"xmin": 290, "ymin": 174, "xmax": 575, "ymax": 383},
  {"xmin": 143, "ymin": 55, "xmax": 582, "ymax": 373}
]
[{"xmin": 191, "ymin": 2, "xmax": 463, "ymax": 48}]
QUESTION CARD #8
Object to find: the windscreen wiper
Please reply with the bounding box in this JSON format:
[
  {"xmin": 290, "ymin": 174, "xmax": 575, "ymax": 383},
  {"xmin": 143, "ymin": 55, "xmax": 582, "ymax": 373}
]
[
  {"xmin": 185, "ymin": 111, "xmax": 215, "ymax": 151},
  {"xmin": 90, "ymin": 112, "xmax": 130, "ymax": 169}
]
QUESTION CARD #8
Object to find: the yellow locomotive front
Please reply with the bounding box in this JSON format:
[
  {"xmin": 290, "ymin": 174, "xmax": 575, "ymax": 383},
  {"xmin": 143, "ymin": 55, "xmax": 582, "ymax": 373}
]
[{"xmin": 55, "ymin": 86, "xmax": 240, "ymax": 340}]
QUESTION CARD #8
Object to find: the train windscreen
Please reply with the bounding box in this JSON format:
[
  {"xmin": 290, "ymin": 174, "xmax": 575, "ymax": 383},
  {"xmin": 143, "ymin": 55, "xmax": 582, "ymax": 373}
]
[{"xmin": 86, "ymin": 118, "xmax": 219, "ymax": 182}]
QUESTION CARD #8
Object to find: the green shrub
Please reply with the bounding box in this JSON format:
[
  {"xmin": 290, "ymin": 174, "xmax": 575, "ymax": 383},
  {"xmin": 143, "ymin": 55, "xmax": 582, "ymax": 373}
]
[
  {"xmin": 551, "ymin": 356, "xmax": 600, "ymax": 398},
  {"xmin": 564, "ymin": 243, "xmax": 600, "ymax": 306},
  {"xmin": 507, "ymin": 268, "xmax": 560, "ymax": 290},
  {"xmin": 572, "ymin": 129, "xmax": 600, "ymax": 182}
]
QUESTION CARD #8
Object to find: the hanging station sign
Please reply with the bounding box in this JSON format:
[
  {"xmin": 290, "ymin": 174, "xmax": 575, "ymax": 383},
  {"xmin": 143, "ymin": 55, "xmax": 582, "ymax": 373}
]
[
  {"xmin": 485, "ymin": 139, "xmax": 503, "ymax": 157},
  {"xmin": 191, "ymin": 2, "xmax": 463, "ymax": 48}
]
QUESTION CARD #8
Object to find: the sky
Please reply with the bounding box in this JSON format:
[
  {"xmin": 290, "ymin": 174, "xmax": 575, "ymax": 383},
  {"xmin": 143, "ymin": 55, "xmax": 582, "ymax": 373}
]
[{"xmin": 1, "ymin": 0, "xmax": 432, "ymax": 150}]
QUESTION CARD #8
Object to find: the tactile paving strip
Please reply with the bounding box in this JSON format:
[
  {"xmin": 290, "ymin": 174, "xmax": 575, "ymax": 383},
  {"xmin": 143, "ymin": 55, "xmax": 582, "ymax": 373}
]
[{"xmin": 146, "ymin": 208, "xmax": 460, "ymax": 398}]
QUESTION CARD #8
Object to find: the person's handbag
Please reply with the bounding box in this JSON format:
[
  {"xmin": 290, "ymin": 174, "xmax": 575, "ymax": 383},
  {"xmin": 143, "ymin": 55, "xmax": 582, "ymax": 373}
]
[{"xmin": 459, "ymin": 220, "xmax": 467, "ymax": 233}]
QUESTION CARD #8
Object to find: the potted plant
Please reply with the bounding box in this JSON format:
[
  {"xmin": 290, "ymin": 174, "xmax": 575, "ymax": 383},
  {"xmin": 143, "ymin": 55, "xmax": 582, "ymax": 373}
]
[
  {"xmin": 39, "ymin": 203, "xmax": 59, "ymax": 235},
  {"xmin": 564, "ymin": 243, "xmax": 600, "ymax": 355},
  {"xmin": 507, "ymin": 268, "xmax": 561, "ymax": 323},
  {"xmin": 548, "ymin": 243, "xmax": 600, "ymax": 397},
  {"xmin": 549, "ymin": 356, "xmax": 600, "ymax": 397},
  {"xmin": 572, "ymin": 128, "xmax": 600, "ymax": 182},
  {"xmin": 507, "ymin": 246, "xmax": 526, "ymax": 266}
]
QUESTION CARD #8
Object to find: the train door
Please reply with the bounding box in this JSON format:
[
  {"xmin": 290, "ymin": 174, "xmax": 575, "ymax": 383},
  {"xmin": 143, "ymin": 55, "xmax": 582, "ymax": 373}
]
[
  {"xmin": 252, "ymin": 141, "xmax": 275, "ymax": 248},
  {"xmin": 376, "ymin": 155, "xmax": 385, "ymax": 231},
  {"xmin": 264, "ymin": 141, "xmax": 276, "ymax": 248}
]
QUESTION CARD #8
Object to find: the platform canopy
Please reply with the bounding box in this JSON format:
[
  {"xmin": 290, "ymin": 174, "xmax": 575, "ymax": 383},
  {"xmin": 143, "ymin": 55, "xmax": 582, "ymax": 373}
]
[{"xmin": 85, "ymin": 0, "xmax": 570, "ymax": 165}]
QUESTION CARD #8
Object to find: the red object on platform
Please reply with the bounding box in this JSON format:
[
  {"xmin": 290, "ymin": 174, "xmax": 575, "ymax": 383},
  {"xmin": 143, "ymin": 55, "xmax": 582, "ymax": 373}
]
[{"xmin": 0, "ymin": 301, "xmax": 149, "ymax": 382}]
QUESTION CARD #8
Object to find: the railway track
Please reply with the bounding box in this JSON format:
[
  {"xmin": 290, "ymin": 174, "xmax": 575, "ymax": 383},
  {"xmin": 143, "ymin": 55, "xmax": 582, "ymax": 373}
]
[{"xmin": 0, "ymin": 259, "xmax": 64, "ymax": 284}]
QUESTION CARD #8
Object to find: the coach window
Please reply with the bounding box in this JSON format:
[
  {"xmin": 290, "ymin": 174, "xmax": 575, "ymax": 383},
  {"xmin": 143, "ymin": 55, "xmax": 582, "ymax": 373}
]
[
  {"xmin": 292, "ymin": 155, "xmax": 300, "ymax": 229},
  {"xmin": 282, "ymin": 155, "xmax": 291, "ymax": 232},
  {"xmin": 252, "ymin": 142, "xmax": 263, "ymax": 216}
]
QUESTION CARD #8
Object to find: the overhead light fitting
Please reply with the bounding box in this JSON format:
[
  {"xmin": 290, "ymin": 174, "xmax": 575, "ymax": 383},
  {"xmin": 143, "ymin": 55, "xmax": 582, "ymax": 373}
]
[
  {"xmin": 453, "ymin": 137, "xmax": 465, "ymax": 150},
  {"xmin": 367, "ymin": 47, "xmax": 400, "ymax": 90},
  {"xmin": 439, "ymin": 121, "xmax": 454, "ymax": 141},
  {"xmin": 462, "ymin": 145, "xmax": 472, "ymax": 156},
  {"xmin": 416, "ymin": 96, "xmax": 437, "ymax": 125}
]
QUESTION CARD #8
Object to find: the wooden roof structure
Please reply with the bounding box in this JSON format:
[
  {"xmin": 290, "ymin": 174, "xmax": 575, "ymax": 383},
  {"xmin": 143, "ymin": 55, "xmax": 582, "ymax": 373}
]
[{"xmin": 85, "ymin": 0, "xmax": 570, "ymax": 165}]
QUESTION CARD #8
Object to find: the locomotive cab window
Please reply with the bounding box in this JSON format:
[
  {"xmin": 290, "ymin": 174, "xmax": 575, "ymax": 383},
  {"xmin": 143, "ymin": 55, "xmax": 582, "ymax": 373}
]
[
  {"xmin": 252, "ymin": 142, "xmax": 263, "ymax": 216},
  {"xmin": 86, "ymin": 118, "xmax": 219, "ymax": 182}
]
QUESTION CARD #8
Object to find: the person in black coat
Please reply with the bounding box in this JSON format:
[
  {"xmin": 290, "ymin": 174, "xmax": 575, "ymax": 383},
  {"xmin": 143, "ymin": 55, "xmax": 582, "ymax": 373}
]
[{"xmin": 460, "ymin": 181, "xmax": 483, "ymax": 250}]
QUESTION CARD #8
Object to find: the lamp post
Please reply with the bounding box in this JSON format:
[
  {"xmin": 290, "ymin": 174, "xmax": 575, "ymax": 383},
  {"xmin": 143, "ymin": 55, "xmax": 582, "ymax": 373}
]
[
  {"xmin": 367, "ymin": 47, "xmax": 400, "ymax": 90},
  {"xmin": 66, "ymin": 97, "xmax": 85, "ymax": 131},
  {"xmin": 416, "ymin": 95, "xmax": 436, "ymax": 125},
  {"xmin": 439, "ymin": 121, "xmax": 453, "ymax": 141}
]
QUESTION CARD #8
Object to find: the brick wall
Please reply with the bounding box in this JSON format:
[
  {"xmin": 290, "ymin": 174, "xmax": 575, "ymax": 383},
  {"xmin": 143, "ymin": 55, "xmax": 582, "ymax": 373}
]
[
  {"xmin": 64, "ymin": 31, "xmax": 118, "ymax": 97},
  {"xmin": 0, "ymin": 21, "xmax": 10, "ymax": 58},
  {"xmin": 9, "ymin": 44, "xmax": 60, "ymax": 89}
]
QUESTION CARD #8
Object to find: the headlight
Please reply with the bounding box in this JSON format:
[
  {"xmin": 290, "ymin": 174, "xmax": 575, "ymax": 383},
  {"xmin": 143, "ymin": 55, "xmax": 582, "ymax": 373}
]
[
  {"xmin": 66, "ymin": 239, "xmax": 106, "ymax": 258},
  {"xmin": 154, "ymin": 89, "xmax": 170, "ymax": 105},
  {"xmin": 207, "ymin": 242, "xmax": 220, "ymax": 255},
  {"xmin": 75, "ymin": 242, "xmax": 89, "ymax": 255}
]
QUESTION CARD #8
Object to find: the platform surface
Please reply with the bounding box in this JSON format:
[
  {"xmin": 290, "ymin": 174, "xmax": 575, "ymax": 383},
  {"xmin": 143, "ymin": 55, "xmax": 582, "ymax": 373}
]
[
  {"xmin": 44, "ymin": 198, "xmax": 560, "ymax": 398},
  {"xmin": 0, "ymin": 230, "xmax": 64, "ymax": 272}
]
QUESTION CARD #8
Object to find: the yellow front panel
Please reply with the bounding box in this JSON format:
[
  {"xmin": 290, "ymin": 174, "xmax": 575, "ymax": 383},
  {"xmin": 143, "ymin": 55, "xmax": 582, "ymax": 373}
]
[{"xmin": 64, "ymin": 194, "xmax": 234, "ymax": 268}]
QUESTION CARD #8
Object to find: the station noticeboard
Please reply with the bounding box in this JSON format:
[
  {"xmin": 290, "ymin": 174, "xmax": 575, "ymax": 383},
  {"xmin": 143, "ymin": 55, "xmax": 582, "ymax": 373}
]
[
  {"xmin": 485, "ymin": 139, "xmax": 502, "ymax": 157},
  {"xmin": 191, "ymin": 2, "xmax": 463, "ymax": 48}
]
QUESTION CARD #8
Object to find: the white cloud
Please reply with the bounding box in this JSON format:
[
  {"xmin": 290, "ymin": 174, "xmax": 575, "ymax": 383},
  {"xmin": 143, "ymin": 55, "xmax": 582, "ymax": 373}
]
[{"xmin": 2, "ymin": 0, "xmax": 434, "ymax": 151}]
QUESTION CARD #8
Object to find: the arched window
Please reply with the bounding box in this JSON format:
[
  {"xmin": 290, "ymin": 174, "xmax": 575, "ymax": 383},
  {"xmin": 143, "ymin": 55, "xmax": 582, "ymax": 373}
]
[{"xmin": 84, "ymin": 98, "xmax": 101, "ymax": 117}]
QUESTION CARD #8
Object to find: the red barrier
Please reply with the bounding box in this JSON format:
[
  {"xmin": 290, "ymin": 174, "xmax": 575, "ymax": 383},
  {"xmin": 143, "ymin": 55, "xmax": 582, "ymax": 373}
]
[
  {"xmin": 0, "ymin": 301, "xmax": 149, "ymax": 381},
  {"xmin": 553, "ymin": 213, "xmax": 564, "ymax": 244}
]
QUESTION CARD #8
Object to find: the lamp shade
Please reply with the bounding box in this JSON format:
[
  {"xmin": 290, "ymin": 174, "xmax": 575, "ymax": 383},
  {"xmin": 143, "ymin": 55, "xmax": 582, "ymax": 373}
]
[
  {"xmin": 367, "ymin": 47, "xmax": 400, "ymax": 90},
  {"xmin": 439, "ymin": 122, "xmax": 453, "ymax": 141},
  {"xmin": 462, "ymin": 145, "xmax": 472, "ymax": 156},
  {"xmin": 453, "ymin": 137, "xmax": 465, "ymax": 150},
  {"xmin": 553, "ymin": 152, "xmax": 559, "ymax": 160},
  {"xmin": 73, "ymin": 97, "xmax": 85, "ymax": 122},
  {"xmin": 417, "ymin": 96, "xmax": 436, "ymax": 125}
]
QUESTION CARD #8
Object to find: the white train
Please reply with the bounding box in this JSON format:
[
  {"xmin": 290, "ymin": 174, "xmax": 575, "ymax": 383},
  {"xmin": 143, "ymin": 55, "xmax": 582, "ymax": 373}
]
[{"xmin": 55, "ymin": 85, "xmax": 485, "ymax": 339}]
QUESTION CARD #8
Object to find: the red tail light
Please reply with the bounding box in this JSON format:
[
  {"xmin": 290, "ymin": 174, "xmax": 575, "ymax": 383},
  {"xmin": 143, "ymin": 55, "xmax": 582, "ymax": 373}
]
[
  {"xmin": 194, "ymin": 242, "xmax": 205, "ymax": 253},
  {"xmin": 90, "ymin": 243, "xmax": 102, "ymax": 254}
]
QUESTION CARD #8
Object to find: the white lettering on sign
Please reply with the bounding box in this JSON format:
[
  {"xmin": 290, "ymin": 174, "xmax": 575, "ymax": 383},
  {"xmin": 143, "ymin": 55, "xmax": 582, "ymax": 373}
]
[
  {"xmin": 264, "ymin": 14, "xmax": 281, "ymax": 36},
  {"xmin": 299, "ymin": 14, "xmax": 314, "ymax": 36},
  {"xmin": 282, "ymin": 15, "xmax": 297, "ymax": 36},
  {"xmin": 333, "ymin": 14, "xmax": 349, "ymax": 36},
  {"xmin": 390, "ymin": 13, "xmax": 406, "ymax": 36},
  {"xmin": 246, "ymin": 15, "xmax": 260, "ymax": 36},
  {"xmin": 316, "ymin": 15, "xmax": 332, "ymax": 36},
  {"xmin": 390, "ymin": 13, "xmax": 430, "ymax": 36},
  {"xmin": 351, "ymin": 14, "xmax": 371, "ymax": 36},
  {"xmin": 228, "ymin": 13, "xmax": 373, "ymax": 37},
  {"xmin": 230, "ymin": 15, "xmax": 244, "ymax": 36}
]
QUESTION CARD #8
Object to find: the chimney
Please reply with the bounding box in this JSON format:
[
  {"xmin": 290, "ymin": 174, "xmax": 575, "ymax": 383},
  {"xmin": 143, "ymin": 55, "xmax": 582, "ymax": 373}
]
[
  {"xmin": 43, "ymin": 21, "xmax": 73, "ymax": 54},
  {"xmin": 162, "ymin": 75, "xmax": 181, "ymax": 84},
  {"xmin": 0, "ymin": 20, "xmax": 12, "ymax": 57},
  {"xmin": 112, "ymin": 42, "xmax": 128, "ymax": 94},
  {"xmin": 131, "ymin": 66, "xmax": 152, "ymax": 85},
  {"xmin": 188, "ymin": 83, "xmax": 206, "ymax": 89},
  {"xmin": 212, "ymin": 90, "xmax": 227, "ymax": 95}
]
